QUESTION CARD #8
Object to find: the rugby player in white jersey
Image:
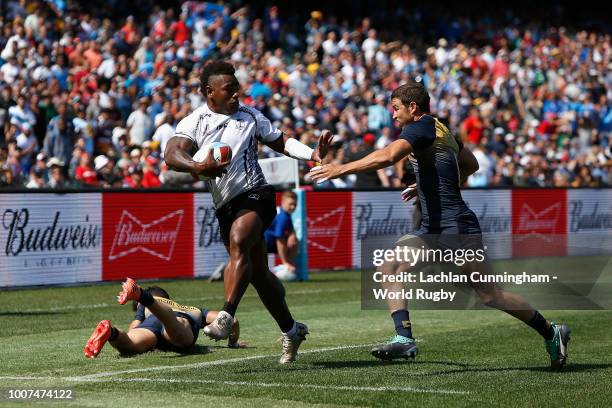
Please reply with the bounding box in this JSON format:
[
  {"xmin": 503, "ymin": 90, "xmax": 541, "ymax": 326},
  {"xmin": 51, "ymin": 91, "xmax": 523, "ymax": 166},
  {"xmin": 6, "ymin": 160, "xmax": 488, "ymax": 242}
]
[{"xmin": 164, "ymin": 60, "xmax": 332, "ymax": 364}]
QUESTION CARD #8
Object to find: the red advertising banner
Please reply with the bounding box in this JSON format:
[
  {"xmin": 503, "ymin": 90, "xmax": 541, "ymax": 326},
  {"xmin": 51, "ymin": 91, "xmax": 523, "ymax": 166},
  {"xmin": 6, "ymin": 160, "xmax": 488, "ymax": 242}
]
[
  {"xmin": 512, "ymin": 189, "xmax": 567, "ymax": 257},
  {"xmin": 306, "ymin": 191, "xmax": 353, "ymax": 269},
  {"xmin": 102, "ymin": 193, "xmax": 194, "ymax": 281}
]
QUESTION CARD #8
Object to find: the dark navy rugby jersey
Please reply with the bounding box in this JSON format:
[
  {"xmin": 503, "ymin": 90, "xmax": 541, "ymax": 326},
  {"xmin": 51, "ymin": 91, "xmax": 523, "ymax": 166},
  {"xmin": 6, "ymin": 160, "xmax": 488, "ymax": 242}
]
[{"xmin": 400, "ymin": 115, "xmax": 470, "ymax": 229}]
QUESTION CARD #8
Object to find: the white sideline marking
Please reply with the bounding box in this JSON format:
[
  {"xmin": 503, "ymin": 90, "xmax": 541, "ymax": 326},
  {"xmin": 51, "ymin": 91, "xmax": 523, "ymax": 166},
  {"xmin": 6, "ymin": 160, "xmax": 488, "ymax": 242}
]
[
  {"xmin": 88, "ymin": 378, "xmax": 470, "ymax": 395},
  {"xmin": 68, "ymin": 343, "xmax": 377, "ymax": 380},
  {"xmin": 11, "ymin": 288, "xmax": 351, "ymax": 313}
]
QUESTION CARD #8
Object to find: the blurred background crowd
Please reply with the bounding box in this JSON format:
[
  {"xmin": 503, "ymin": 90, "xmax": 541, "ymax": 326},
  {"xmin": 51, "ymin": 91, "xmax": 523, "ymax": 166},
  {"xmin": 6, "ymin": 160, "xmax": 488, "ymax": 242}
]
[{"xmin": 0, "ymin": 0, "xmax": 610, "ymax": 189}]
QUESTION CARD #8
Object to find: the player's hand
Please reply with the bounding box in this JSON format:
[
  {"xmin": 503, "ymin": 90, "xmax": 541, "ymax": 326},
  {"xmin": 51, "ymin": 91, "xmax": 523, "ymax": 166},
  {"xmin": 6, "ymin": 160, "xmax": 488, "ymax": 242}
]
[
  {"xmin": 401, "ymin": 183, "xmax": 417, "ymax": 202},
  {"xmin": 311, "ymin": 130, "xmax": 334, "ymax": 163},
  {"xmin": 228, "ymin": 339, "xmax": 247, "ymax": 348},
  {"xmin": 309, "ymin": 163, "xmax": 342, "ymax": 184},
  {"xmin": 194, "ymin": 149, "xmax": 230, "ymax": 178},
  {"xmin": 283, "ymin": 262, "xmax": 296, "ymax": 272}
]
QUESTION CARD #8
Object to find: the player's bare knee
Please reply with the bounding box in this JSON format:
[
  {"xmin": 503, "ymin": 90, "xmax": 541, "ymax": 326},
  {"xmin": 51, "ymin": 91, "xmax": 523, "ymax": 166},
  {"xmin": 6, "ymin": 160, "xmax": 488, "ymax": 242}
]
[
  {"xmin": 229, "ymin": 231, "xmax": 251, "ymax": 253},
  {"xmin": 477, "ymin": 289, "xmax": 502, "ymax": 308}
]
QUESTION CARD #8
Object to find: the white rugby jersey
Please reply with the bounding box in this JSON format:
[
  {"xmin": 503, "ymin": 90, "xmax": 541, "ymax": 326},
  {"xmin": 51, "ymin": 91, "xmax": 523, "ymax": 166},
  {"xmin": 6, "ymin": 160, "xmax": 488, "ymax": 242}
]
[{"xmin": 174, "ymin": 103, "xmax": 282, "ymax": 208}]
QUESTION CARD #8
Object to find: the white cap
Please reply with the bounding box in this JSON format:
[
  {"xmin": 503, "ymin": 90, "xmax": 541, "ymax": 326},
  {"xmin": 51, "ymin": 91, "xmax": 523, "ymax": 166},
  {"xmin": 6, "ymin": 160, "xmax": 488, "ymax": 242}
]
[
  {"xmin": 94, "ymin": 155, "xmax": 109, "ymax": 171},
  {"xmin": 46, "ymin": 157, "xmax": 65, "ymax": 168},
  {"xmin": 112, "ymin": 127, "xmax": 127, "ymax": 140}
]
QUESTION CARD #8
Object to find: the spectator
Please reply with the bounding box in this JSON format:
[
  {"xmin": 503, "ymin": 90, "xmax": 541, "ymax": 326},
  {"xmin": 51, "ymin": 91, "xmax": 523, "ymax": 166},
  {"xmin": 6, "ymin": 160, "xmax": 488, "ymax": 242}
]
[
  {"xmin": 152, "ymin": 113, "xmax": 174, "ymax": 158},
  {"xmin": 126, "ymin": 97, "xmax": 153, "ymax": 146},
  {"xmin": 46, "ymin": 158, "xmax": 69, "ymax": 188},
  {"xmin": 368, "ymin": 94, "xmax": 392, "ymax": 132},
  {"xmin": 42, "ymin": 115, "xmax": 75, "ymax": 168},
  {"xmin": 264, "ymin": 190, "xmax": 299, "ymax": 272},
  {"xmin": 25, "ymin": 166, "xmax": 46, "ymax": 188},
  {"xmin": 123, "ymin": 164, "xmax": 143, "ymax": 188},
  {"xmin": 74, "ymin": 152, "xmax": 98, "ymax": 186},
  {"xmin": 461, "ymin": 107, "xmax": 484, "ymax": 146},
  {"xmin": 15, "ymin": 122, "xmax": 38, "ymax": 174},
  {"xmin": 344, "ymin": 134, "xmax": 384, "ymax": 188},
  {"xmin": 95, "ymin": 154, "xmax": 121, "ymax": 187},
  {"xmin": 142, "ymin": 155, "xmax": 161, "ymax": 188}
]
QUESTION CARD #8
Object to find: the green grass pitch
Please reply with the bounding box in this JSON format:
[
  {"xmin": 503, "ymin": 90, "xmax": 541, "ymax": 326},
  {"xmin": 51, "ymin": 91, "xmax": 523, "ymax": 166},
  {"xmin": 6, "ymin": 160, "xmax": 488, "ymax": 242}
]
[{"xmin": 1, "ymin": 271, "xmax": 611, "ymax": 407}]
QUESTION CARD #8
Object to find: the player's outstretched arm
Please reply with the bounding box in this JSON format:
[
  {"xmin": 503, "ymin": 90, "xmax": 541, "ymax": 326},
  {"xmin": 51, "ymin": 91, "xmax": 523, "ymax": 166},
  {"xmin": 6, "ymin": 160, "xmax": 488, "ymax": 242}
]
[
  {"xmin": 228, "ymin": 319, "xmax": 246, "ymax": 348},
  {"xmin": 265, "ymin": 130, "xmax": 334, "ymax": 163},
  {"xmin": 205, "ymin": 311, "xmax": 246, "ymax": 348},
  {"xmin": 458, "ymin": 147, "xmax": 479, "ymax": 184},
  {"xmin": 310, "ymin": 139, "xmax": 412, "ymax": 183}
]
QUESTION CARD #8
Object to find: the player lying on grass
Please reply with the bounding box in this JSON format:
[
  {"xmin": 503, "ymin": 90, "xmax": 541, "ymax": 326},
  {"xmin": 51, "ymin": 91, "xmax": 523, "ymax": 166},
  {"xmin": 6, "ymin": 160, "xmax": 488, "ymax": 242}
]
[
  {"xmin": 84, "ymin": 278, "xmax": 244, "ymax": 358},
  {"xmin": 311, "ymin": 81, "xmax": 570, "ymax": 369}
]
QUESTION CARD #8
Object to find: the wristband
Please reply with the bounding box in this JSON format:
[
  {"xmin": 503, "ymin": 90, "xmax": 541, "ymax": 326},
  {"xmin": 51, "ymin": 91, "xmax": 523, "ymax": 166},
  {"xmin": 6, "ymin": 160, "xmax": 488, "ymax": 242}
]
[{"xmin": 285, "ymin": 137, "xmax": 314, "ymax": 161}]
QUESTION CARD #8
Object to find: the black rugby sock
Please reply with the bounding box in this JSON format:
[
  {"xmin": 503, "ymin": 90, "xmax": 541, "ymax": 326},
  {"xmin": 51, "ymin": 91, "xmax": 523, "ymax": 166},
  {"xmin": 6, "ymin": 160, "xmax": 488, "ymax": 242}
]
[
  {"xmin": 528, "ymin": 311, "xmax": 554, "ymax": 340},
  {"xmin": 109, "ymin": 326, "xmax": 119, "ymax": 342},
  {"xmin": 222, "ymin": 301, "xmax": 237, "ymax": 317},
  {"xmin": 391, "ymin": 310, "xmax": 413, "ymax": 339},
  {"xmin": 139, "ymin": 289, "xmax": 154, "ymax": 307}
]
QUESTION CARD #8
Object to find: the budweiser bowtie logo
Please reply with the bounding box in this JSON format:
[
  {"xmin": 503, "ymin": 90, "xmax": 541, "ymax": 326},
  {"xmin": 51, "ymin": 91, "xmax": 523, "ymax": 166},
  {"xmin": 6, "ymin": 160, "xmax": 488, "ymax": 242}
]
[
  {"xmin": 307, "ymin": 206, "xmax": 345, "ymax": 253},
  {"xmin": 109, "ymin": 210, "xmax": 183, "ymax": 261},
  {"xmin": 516, "ymin": 203, "xmax": 561, "ymax": 234}
]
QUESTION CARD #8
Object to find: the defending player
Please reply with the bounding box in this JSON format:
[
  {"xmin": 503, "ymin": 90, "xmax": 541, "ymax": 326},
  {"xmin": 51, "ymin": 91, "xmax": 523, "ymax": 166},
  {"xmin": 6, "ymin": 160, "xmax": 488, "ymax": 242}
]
[
  {"xmin": 83, "ymin": 278, "xmax": 244, "ymax": 358},
  {"xmin": 164, "ymin": 60, "xmax": 333, "ymax": 363},
  {"xmin": 310, "ymin": 81, "xmax": 570, "ymax": 369}
]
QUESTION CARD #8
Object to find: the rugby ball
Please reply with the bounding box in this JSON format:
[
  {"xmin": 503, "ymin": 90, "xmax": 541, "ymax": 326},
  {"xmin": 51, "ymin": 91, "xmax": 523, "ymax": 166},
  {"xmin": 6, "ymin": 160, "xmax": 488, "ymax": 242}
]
[
  {"xmin": 272, "ymin": 264, "xmax": 297, "ymax": 282},
  {"xmin": 192, "ymin": 142, "xmax": 232, "ymax": 181}
]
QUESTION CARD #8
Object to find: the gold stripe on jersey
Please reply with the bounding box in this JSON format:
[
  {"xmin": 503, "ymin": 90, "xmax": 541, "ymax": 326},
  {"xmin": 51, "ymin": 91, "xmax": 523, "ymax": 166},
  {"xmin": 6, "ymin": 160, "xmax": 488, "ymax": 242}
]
[{"xmin": 433, "ymin": 118, "xmax": 460, "ymax": 154}]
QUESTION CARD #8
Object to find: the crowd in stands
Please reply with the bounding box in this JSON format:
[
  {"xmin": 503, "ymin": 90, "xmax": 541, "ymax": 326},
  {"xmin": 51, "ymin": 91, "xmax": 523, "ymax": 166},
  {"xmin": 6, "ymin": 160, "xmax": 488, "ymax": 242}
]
[{"xmin": 0, "ymin": 0, "xmax": 610, "ymax": 189}]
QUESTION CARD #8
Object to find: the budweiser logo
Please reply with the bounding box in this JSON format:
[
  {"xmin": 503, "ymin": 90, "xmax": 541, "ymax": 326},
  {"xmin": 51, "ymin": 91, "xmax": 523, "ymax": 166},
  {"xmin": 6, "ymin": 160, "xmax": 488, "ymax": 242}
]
[
  {"xmin": 570, "ymin": 201, "xmax": 612, "ymax": 233},
  {"xmin": 307, "ymin": 206, "xmax": 345, "ymax": 253},
  {"xmin": 354, "ymin": 204, "xmax": 411, "ymax": 240},
  {"xmin": 2, "ymin": 208, "xmax": 99, "ymax": 256},
  {"xmin": 109, "ymin": 210, "xmax": 183, "ymax": 261},
  {"xmin": 516, "ymin": 203, "xmax": 560, "ymax": 235},
  {"xmin": 474, "ymin": 203, "xmax": 510, "ymax": 233},
  {"xmin": 196, "ymin": 206, "xmax": 223, "ymax": 248}
]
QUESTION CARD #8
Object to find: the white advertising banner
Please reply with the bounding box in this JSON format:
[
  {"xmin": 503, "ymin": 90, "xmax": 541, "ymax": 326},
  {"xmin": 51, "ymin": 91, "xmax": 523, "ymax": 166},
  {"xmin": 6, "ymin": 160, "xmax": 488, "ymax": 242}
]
[
  {"xmin": 352, "ymin": 191, "xmax": 417, "ymax": 268},
  {"xmin": 193, "ymin": 193, "xmax": 229, "ymax": 277},
  {"xmin": 567, "ymin": 189, "xmax": 612, "ymax": 256},
  {"xmin": 463, "ymin": 190, "xmax": 512, "ymax": 260},
  {"xmin": 0, "ymin": 193, "xmax": 102, "ymax": 287},
  {"xmin": 259, "ymin": 156, "xmax": 299, "ymax": 186}
]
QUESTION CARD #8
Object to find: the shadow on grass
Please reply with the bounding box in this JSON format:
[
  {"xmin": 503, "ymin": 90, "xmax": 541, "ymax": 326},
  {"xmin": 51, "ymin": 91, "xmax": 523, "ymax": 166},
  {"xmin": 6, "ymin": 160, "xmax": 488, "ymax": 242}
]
[
  {"xmin": 118, "ymin": 345, "xmax": 212, "ymax": 359},
  {"xmin": 311, "ymin": 359, "xmax": 472, "ymax": 370},
  {"xmin": 231, "ymin": 359, "xmax": 472, "ymax": 375},
  {"xmin": 163, "ymin": 345, "xmax": 212, "ymax": 358},
  {"xmin": 311, "ymin": 359, "xmax": 611, "ymax": 374},
  {"xmin": 420, "ymin": 362, "xmax": 612, "ymax": 375},
  {"xmin": 0, "ymin": 311, "xmax": 64, "ymax": 316}
]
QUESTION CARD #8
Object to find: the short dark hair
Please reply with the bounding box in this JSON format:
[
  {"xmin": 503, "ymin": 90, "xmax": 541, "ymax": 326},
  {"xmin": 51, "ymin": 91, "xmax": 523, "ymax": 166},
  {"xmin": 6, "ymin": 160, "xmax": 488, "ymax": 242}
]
[
  {"xmin": 391, "ymin": 82, "xmax": 430, "ymax": 113},
  {"xmin": 200, "ymin": 60, "xmax": 235, "ymax": 87},
  {"xmin": 147, "ymin": 286, "xmax": 170, "ymax": 299},
  {"xmin": 282, "ymin": 190, "xmax": 297, "ymax": 200}
]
